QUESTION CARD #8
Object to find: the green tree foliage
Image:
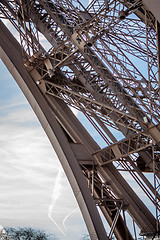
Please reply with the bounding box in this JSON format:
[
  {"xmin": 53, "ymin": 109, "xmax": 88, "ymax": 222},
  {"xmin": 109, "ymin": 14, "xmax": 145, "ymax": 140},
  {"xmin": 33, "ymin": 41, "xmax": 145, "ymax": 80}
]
[{"xmin": 4, "ymin": 227, "xmax": 58, "ymax": 240}]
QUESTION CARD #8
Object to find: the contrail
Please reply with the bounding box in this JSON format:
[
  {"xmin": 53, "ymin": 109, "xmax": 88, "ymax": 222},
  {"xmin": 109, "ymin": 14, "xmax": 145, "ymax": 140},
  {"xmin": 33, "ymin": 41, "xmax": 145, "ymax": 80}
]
[
  {"xmin": 48, "ymin": 167, "xmax": 66, "ymax": 236},
  {"xmin": 63, "ymin": 207, "xmax": 79, "ymax": 231},
  {"xmin": 48, "ymin": 213, "xmax": 66, "ymax": 236}
]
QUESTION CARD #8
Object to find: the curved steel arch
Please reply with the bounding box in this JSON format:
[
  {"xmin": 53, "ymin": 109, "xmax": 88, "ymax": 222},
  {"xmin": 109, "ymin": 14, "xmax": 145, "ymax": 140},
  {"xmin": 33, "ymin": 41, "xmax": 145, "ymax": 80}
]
[
  {"xmin": 0, "ymin": 19, "xmax": 108, "ymax": 240},
  {"xmin": 0, "ymin": 2, "xmax": 159, "ymax": 238}
]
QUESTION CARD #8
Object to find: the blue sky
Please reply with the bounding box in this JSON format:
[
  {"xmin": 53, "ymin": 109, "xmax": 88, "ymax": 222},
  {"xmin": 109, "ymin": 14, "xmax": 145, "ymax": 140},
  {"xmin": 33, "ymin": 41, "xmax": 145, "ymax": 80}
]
[
  {"xmin": 0, "ymin": 60, "xmax": 89, "ymax": 240},
  {"xmin": 0, "ymin": 50, "xmax": 148, "ymax": 240},
  {"xmin": 0, "ymin": 1, "xmax": 157, "ymax": 239},
  {"xmin": 0, "ymin": 1, "xmax": 91, "ymax": 239}
]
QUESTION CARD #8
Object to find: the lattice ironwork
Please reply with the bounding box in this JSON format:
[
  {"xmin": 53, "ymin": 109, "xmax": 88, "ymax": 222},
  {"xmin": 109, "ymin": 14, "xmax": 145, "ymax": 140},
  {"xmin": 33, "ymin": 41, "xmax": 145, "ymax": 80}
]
[{"xmin": 0, "ymin": 0, "xmax": 160, "ymax": 239}]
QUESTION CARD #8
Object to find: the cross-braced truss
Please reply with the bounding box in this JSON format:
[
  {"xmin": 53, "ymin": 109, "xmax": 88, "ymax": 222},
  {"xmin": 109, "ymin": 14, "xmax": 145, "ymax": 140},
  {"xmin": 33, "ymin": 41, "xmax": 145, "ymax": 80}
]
[{"xmin": 0, "ymin": 0, "xmax": 160, "ymax": 239}]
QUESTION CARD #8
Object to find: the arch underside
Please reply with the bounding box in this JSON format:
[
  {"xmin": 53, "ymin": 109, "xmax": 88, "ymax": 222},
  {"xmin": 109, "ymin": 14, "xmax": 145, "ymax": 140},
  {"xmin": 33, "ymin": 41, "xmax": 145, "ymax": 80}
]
[{"xmin": 0, "ymin": 12, "xmax": 158, "ymax": 240}]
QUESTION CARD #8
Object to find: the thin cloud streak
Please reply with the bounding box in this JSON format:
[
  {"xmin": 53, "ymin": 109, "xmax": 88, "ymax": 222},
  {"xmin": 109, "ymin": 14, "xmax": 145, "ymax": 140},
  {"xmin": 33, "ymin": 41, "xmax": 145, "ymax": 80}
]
[
  {"xmin": 0, "ymin": 37, "xmax": 88, "ymax": 239},
  {"xmin": 63, "ymin": 207, "xmax": 79, "ymax": 231},
  {"xmin": 48, "ymin": 168, "xmax": 66, "ymax": 236},
  {"xmin": 0, "ymin": 101, "xmax": 27, "ymax": 110},
  {"xmin": 0, "ymin": 97, "xmax": 87, "ymax": 239}
]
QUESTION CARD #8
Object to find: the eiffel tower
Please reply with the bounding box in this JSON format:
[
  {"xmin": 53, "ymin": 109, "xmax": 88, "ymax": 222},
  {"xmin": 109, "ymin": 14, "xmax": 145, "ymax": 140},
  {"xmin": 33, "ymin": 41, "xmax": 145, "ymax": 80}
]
[{"xmin": 0, "ymin": 0, "xmax": 160, "ymax": 239}]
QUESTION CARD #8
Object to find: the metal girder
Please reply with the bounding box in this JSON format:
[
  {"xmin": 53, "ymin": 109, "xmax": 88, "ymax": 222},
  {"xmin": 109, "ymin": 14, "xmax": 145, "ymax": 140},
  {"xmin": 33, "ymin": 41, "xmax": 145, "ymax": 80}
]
[
  {"xmin": 25, "ymin": 0, "xmax": 160, "ymax": 142},
  {"xmin": 142, "ymin": 0, "xmax": 160, "ymax": 23},
  {"xmin": 1, "ymin": 0, "xmax": 160, "ymax": 239},
  {"xmin": 1, "ymin": 0, "xmax": 159, "ymax": 137},
  {"xmin": 0, "ymin": 19, "xmax": 108, "ymax": 240},
  {"xmin": 30, "ymin": 1, "xmax": 147, "ymax": 119},
  {"xmin": 0, "ymin": 17, "xmax": 157, "ymax": 239},
  {"xmin": 44, "ymin": 80, "xmax": 139, "ymax": 132},
  {"xmin": 0, "ymin": 0, "xmax": 157, "ymax": 124},
  {"xmin": 16, "ymin": 0, "xmax": 160, "ymax": 182},
  {"xmin": 0, "ymin": 18, "xmax": 134, "ymax": 239},
  {"xmin": 97, "ymin": 163, "xmax": 157, "ymax": 235},
  {"xmin": 41, "ymin": 99, "xmax": 158, "ymax": 238},
  {"xmin": 94, "ymin": 132, "xmax": 153, "ymax": 164}
]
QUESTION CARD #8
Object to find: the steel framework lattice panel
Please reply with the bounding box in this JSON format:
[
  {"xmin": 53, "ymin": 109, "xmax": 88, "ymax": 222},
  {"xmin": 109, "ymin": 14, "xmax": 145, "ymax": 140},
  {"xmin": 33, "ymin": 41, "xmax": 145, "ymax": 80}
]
[{"xmin": 0, "ymin": 0, "xmax": 160, "ymax": 239}]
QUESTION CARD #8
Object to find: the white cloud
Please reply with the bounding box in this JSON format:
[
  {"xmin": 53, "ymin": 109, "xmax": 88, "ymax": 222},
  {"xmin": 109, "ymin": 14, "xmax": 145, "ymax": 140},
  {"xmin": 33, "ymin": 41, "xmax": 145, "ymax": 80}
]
[
  {"xmin": 1, "ymin": 19, "xmax": 20, "ymax": 42},
  {"xmin": 0, "ymin": 77, "xmax": 88, "ymax": 240},
  {"xmin": 70, "ymin": 106, "xmax": 79, "ymax": 116},
  {"xmin": 0, "ymin": 13, "xmax": 88, "ymax": 239}
]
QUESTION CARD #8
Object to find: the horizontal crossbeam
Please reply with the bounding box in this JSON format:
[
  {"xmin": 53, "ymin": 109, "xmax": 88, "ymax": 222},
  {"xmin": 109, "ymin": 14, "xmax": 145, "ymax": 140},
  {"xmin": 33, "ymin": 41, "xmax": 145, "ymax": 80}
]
[{"xmin": 94, "ymin": 132, "xmax": 153, "ymax": 165}]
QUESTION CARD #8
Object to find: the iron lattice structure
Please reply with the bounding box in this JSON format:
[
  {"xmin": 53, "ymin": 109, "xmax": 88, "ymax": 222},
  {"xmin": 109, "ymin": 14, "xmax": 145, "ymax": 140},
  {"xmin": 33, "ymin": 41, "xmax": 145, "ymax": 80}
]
[{"xmin": 0, "ymin": 0, "xmax": 160, "ymax": 239}]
